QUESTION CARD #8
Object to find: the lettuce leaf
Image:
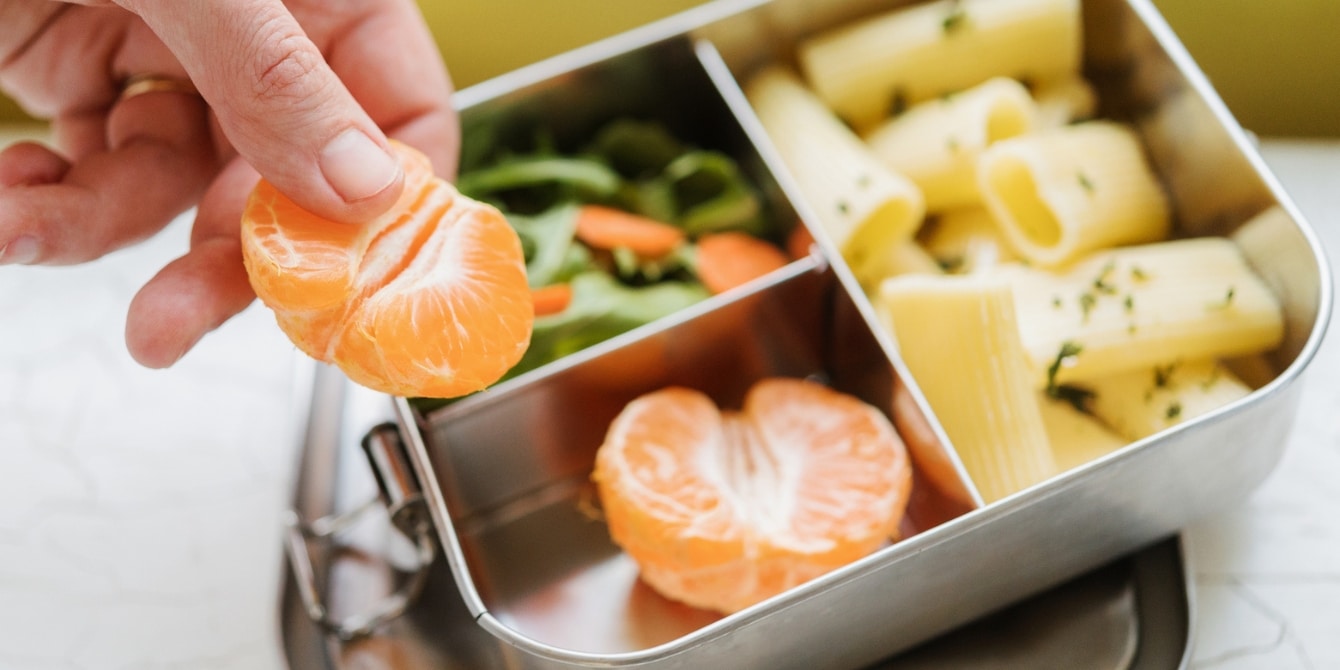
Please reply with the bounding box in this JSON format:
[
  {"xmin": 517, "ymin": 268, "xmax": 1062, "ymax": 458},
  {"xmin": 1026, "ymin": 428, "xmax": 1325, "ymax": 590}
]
[{"xmin": 505, "ymin": 272, "xmax": 709, "ymax": 380}]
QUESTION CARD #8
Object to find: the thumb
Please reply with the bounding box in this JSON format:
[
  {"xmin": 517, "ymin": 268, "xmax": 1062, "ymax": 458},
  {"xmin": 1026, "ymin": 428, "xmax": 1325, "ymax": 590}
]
[{"xmin": 120, "ymin": 0, "xmax": 404, "ymax": 223}]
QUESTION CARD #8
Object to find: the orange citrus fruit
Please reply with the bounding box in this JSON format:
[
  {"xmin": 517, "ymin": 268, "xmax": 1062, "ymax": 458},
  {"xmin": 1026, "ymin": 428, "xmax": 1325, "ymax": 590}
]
[
  {"xmin": 240, "ymin": 141, "xmax": 533, "ymax": 398},
  {"xmin": 592, "ymin": 377, "xmax": 912, "ymax": 614}
]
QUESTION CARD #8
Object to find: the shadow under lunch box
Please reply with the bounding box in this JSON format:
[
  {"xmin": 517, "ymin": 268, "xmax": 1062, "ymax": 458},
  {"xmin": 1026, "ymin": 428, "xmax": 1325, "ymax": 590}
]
[{"xmin": 279, "ymin": 0, "xmax": 1333, "ymax": 667}]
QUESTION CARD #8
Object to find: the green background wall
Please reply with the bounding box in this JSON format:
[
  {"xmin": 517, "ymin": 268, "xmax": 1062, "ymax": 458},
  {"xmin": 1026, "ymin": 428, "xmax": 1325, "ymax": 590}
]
[{"xmin": 2, "ymin": 0, "xmax": 1337, "ymax": 136}]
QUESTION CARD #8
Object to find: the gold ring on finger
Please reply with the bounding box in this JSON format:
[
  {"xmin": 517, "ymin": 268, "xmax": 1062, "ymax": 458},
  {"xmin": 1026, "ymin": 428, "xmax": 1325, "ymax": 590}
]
[{"xmin": 117, "ymin": 74, "xmax": 199, "ymax": 103}]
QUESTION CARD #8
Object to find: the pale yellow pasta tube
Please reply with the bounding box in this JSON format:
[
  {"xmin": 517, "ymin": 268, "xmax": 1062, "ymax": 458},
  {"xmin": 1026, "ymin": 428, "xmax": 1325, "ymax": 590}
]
[
  {"xmin": 1001, "ymin": 237, "xmax": 1285, "ymax": 387},
  {"xmin": 798, "ymin": 0, "xmax": 1082, "ymax": 130},
  {"xmin": 865, "ymin": 77, "xmax": 1036, "ymax": 212},
  {"xmin": 1036, "ymin": 394, "xmax": 1126, "ymax": 471},
  {"xmin": 1031, "ymin": 77, "xmax": 1098, "ymax": 127},
  {"xmin": 745, "ymin": 66, "xmax": 926, "ymax": 284},
  {"xmin": 860, "ymin": 242, "xmax": 944, "ymax": 295},
  {"xmin": 879, "ymin": 274, "xmax": 1056, "ymax": 503},
  {"xmin": 918, "ymin": 207, "xmax": 1019, "ymax": 273},
  {"xmin": 1231, "ymin": 205, "xmax": 1316, "ymax": 367},
  {"xmin": 1086, "ymin": 359, "xmax": 1252, "ymax": 441},
  {"xmin": 978, "ymin": 121, "xmax": 1171, "ymax": 268}
]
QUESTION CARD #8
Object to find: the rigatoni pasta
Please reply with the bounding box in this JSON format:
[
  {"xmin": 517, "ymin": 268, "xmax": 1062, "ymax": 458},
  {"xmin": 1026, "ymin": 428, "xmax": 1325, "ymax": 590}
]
[
  {"xmin": 1031, "ymin": 77, "xmax": 1098, "ymax": 128},
  {"xmin": 918, "ymin": 207, "xmax": 1019, "ymax": 274},
  {"xmin": 1036, "ymin": 394, "xmax": 1127, "ymax": 471},
  {"xmin": 865, "ymin": 77, "xmax": 1036, "ymax": 212},
  {"xmin": 738, "ymin": 0, "xmax": 1292, "ymax": 486},
  {"xmin": 860, "ymin": 241, "xmax": 945, "ymax": 291},
  {"xmin": 977, "ymin": 121, "xmax": 1171, "ymax": 268},
  {"xmin": 1085, "ymin": 359, "xmax": 1252, "ymax": 441},
  {"xmin": 1001, "ymin": 237, "xmax": 1285, "ymax": 388},
  {"xmin": 879, "ymin": 274, "xmax": 1056, "ymax": 503},
  {"xmin": 745, "ymin": 66, "xmax": 926, "ymax": 284},
  {"xmin": 798, "ymin": 0, "xmax": 1082, "ymax": 131}
]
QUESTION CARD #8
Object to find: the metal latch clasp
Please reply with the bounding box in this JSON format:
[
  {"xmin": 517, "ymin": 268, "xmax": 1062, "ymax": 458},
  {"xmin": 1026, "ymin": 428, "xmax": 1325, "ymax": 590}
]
[{"xmin": 284, "ymin": 422, "xmax": 436, "ymax": 641}]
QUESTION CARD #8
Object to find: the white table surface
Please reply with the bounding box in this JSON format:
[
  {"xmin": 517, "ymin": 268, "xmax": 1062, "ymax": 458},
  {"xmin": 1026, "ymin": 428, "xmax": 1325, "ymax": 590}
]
[{"xmin": 1, "ymin": 128, "xmax": 1337, "ymax": 669}]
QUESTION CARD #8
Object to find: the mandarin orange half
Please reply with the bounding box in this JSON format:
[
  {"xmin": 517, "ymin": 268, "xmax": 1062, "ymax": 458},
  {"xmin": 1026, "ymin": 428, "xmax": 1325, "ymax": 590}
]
[
  {"xmin": 592, "ymin": 377, "xmax": 913, "ymax": 614},
  {"xmin": 240, "ymin": 141, "xmax": 533, "ymax": 398}
]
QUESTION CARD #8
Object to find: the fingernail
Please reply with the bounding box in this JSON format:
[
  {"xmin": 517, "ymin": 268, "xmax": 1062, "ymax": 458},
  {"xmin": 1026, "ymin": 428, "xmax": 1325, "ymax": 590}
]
[
  {"xmin": 319, "ymin": 129, "xmax": 401, "ymax": 204},
  {"xmin": 0, "ymin": 236, "xmax": 38, "ymax": 265}
]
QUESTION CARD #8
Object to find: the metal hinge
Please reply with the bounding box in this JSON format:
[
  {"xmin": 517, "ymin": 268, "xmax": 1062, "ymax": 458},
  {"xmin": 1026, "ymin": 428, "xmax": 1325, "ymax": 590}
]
[{"xmin": 283, "ymin": 422, "xmax": 436, "ymax": 641}]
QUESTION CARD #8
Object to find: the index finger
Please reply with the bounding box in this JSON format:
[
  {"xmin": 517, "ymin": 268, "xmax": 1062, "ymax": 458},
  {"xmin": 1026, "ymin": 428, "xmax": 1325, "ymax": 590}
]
[
  {"xmin": 117, "ymin": 0, "xmax": 407, "ymax": 223},
  {"xmin": 313, "ymin": 0, "xmax": 460, "ymax": 179}
]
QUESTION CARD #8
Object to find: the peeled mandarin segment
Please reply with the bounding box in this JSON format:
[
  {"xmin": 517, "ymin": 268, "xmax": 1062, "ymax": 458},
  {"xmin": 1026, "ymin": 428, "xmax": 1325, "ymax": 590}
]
[
  {"xmin": 593, "ymin": 378, "xmax": 911, "ymax": 614},
  {"xmin": 241, "ymin": 185, "xmax": 366, "ymax": 313},
  {"xmin": 240, "ymin": 141, "xmax": 533, "ymax": 398},
  {"xmin": 335, "ymin": 200, "xmax": 534, "ymax": 397},
  {"xmin": 594, "ymin": 388, "xmax": 738, "ymax": 558},
  {"xmin": 744, "ymin": 379, "xmax": 912, "ymax": 557}
]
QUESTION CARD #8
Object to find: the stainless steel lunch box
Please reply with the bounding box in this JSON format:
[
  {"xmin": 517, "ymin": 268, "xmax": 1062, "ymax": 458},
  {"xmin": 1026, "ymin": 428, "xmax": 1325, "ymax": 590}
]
[{"xmin": 281, "ymin": 0, "xmax": 1332, "ymax": 667}]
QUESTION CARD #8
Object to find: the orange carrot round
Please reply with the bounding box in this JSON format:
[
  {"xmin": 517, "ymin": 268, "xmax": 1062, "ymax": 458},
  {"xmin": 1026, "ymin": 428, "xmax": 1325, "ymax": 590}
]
[
  {"xmin": 786, "ymin": 223, "xmax": 817, "ymax": 260},
  {"xmin": 695, "ymin": 232, "xmax": 790, "ymax": 295},
  {"xmin": 574, "ymin": 204, "xmax": 686, "ymax": 259},
  {"xmin": 531, "ymin": 283, "xmax": 573, "ymax": 316}
]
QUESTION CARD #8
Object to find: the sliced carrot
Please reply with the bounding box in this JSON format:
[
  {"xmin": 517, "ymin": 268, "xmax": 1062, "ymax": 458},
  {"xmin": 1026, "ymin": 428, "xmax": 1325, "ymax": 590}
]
[
  {"xmin": 531, "ymin": 283, "xmax": 573, "ymax": 316},
  {"xmin": 696, "ymin": 232, "xmax": 790, "ymax": 295},
  {"xmin": 786, "ymin": 223, "xmax": 817, "ymax": 260},
  {"xmin": 574, "ymin": 204, "xmax": 686, "ymax": 259}
]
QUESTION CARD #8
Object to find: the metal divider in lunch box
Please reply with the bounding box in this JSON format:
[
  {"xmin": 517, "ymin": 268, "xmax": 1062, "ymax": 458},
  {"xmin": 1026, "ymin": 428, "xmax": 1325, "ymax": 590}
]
[{"xmin": 280, "ymin": 0, "xmax": 1332, "ymax": 667}]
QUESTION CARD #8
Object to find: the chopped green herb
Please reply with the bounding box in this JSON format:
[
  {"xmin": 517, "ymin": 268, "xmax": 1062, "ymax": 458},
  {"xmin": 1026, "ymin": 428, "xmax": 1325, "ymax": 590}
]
[
  {"xmin": 942, "ymin": 2, "xmax": 968, "ymax": 34},
  {"xmin": 946, "ymin": 137, "xmax": 960, "ymax": 153},
  {"xmin": 1123, "ymin": 294, "xmax": 1134, "ymax": 312},
  {"xmin": 1092, "ymin": 260, "xmax": 1117, "ymax": 295},
  {"xmin": 837, "ymin": 200, "xmax": 850, "ymax": 215},
  {"xmin": 935, "ymin": 255, "xmax": 965, "ymax": 273},
  {"xmin": 1153, "ymin": 362, "xmax": 1178, "ymax": 388},
  {"xmin": 1127, "ymin": 322, "xmax": 1138, "ymax": 335},
  {"xmin": 1208, "ymin": 286, "xmax": 1237, "ymax": 311},
  {"xmin": 890, "ymin": 88, "xmax": 909, "ymax": 117},
  {"xmin": 1051, "ymin": 383, "xmax": 1098, "ymax": 414},
  {"xmin": 1052, "ymin": 295, "xmax": 1063, "ymax": 309},
  {"xmin": 1165, "ymin": 402, "xmax": 1183, "ymax": 421},
  {"xmin": 1077, "ymin": 171, "xmax": 1096, "ymax": 193},
  {"xmin": 1130, "ymin": 265, "xmax": 1150, "ymax": 282},
  {"xmin": 1046, "ymin": 341, "xmax": 1084, "ymax": 395},
  {"xmin": 1078, "ymin": 292, "xmax": 1097, "ymax": 322}
]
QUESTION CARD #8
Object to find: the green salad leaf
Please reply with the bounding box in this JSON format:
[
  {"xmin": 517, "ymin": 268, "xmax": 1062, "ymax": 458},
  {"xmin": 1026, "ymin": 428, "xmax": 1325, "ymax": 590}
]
[
  {"xmin": 456, "ymin": 155, "xmax": 622, "ymax": 214},
  {"xmin": 505, "ymin": 272, "xmax": 709, "ymax": 381},
  {"xmin": 508, "ymin": 203, "xmax": 580, "ymax": 288},
  {"xmin": 586, "ymin": 119, "xmax": 686, "ymax": 179},
  {"xmin": 658, "ymin": 151, "xmax": 764, "ymax": 236}
]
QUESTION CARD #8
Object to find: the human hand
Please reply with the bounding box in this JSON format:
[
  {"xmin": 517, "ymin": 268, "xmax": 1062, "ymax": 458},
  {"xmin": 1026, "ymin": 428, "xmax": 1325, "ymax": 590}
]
[{"xmin": 0, "ymin": 0, "xmax": 458, "ymax": 366}]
